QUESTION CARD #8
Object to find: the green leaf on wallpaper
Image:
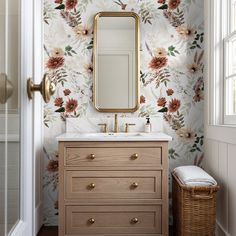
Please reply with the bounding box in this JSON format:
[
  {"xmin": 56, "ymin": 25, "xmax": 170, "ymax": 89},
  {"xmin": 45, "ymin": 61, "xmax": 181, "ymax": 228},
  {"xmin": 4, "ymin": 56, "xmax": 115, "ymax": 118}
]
[
  {"xmin": 158, "ymin": 4, "xmax": 168, "ymax": 10},
  {"xmin": 65, "ymin": 45, "xmax": 72, "ymax": 51},
  {"xmin": 169, "ymin": 148, "xmax": 179, "ymax": 159},
  {"xmin": 65, "ymin": 45, "xmax": 77, "ymax": 56},
  {"xmin": 55, "ymin": 107, "xmax": 65, "ymax": 113},
  {"xmin": 158, "ymin": 107, "xmax": 168, "ymax": 113},
  {"xmin": 55, "ymin": 4, "xmax": 65, "ymax": 10},
  {"xmin": 168, "ymin": 46, "xmax": 180, "ymax": 57}
]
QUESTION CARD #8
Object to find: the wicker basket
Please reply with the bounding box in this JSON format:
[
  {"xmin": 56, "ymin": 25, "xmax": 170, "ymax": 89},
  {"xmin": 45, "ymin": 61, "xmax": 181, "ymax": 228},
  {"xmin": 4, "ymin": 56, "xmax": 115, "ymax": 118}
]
[{"xmin": 172, "ymin": 172, "xmax": 220, "ymax": 236}]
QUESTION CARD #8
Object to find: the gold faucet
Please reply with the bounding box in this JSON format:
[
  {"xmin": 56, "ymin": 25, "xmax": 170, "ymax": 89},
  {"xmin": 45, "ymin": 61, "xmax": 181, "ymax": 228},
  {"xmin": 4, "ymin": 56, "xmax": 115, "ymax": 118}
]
[{"xmin": 114, "ymin": 114, "xmax": 119, "ymax": 133}]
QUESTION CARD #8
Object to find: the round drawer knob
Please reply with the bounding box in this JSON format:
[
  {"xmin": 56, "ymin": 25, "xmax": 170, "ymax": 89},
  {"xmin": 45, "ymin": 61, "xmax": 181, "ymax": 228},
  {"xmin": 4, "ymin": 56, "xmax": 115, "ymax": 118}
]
[
  {"xmin": 131, "ymin": 182, "xmax": 138, "ymax": 188},
  {"xmin": 88, "ymin": 183, "xmax": 96, "ymax": 189},
  {"xmin": 131, "ymin": 153, "xmax": 138, "ymax": 160},
  {"xmin": 90, "ymin": 154, "xmax": 95, "ymax": 159},
  {"xmin": 130, "ymin": 217, "xmax": 139, "ymax": 224},
  {"xmin": 88, "ymin": 218, "xmax": 95, "ymax": 224}
]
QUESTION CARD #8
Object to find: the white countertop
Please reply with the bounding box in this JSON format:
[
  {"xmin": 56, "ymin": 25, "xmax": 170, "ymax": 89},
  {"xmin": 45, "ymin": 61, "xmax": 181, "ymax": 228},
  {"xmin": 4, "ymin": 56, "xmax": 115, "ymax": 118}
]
[{"xmin": 56, "ymin": 132, "xmax": 172, "ymax": 142}]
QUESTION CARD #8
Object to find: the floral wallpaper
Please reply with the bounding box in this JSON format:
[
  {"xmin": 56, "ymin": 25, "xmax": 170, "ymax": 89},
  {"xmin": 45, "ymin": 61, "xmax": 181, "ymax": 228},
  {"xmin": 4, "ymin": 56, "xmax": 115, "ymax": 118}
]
[{"xmin": 43, "ymin": 0, "xmax": 204, "ymax": 225}]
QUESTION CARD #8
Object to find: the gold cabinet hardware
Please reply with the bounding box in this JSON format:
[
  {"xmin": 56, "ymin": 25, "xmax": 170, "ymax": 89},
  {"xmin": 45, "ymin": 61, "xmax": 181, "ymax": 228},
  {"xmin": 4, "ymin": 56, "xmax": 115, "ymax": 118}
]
[
  {"xmin": 98, "ymin": 123, "xmax": 108, "ymax": 133},
  {"xmin": 27, "ymin": 73, "xmax": 56, "ymax": 103},
  {"xmin": 131, "ymin": 153, "xmax": 138, "ymax": 160},
  {"xmin": 130, "ymin": 217, "xmax": 139, "ymax": 224},
  {"xmin": 0, "ymin": 73, "xmax": 14, "ymax": 104},
  {"xmin": 88, "ymin": 218, "xmax": 95, "ymax": 224},
  {"xmin": 125, "ymin": 123, "xmax": 136, "ymax": 133},
  {"xmin": 131, "ymin": 182, "xmax": 138, "ymax": 188},
  {"xmin": 90, "ymin": 154, "xmax": 95, "ymax": 160},
  {"xmin": 88, "ymin": 183, "xmax": 96, "ymax": 189}
]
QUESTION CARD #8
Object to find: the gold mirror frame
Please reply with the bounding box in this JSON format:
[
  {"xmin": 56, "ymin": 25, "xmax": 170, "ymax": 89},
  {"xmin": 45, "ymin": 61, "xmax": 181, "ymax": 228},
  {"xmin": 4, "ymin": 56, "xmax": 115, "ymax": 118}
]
[{"xmin": 93, "ymin": 11, "xmax": 140, "ymax": 113}]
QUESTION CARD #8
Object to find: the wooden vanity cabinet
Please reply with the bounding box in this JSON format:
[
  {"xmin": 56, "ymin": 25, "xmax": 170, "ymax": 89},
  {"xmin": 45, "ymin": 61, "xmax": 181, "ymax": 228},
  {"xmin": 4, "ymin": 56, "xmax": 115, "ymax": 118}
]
[{"xmin": 59, "ymin": 141, "xmax": 169, "ymax": 236}]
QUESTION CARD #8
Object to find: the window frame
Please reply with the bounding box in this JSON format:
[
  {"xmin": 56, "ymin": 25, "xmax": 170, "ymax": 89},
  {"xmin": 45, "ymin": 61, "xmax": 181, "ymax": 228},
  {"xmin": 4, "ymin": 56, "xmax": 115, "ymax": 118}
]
[{"xmin": 223, "ymin": 0, "xmax": 236, "ymax": 124}]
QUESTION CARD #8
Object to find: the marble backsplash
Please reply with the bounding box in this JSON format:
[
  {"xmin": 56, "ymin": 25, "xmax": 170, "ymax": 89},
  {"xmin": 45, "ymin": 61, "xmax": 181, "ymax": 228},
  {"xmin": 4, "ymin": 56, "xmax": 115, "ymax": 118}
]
[{"xmin": 66, "ymin": 116, "xmax": 163, "ymax": 133}]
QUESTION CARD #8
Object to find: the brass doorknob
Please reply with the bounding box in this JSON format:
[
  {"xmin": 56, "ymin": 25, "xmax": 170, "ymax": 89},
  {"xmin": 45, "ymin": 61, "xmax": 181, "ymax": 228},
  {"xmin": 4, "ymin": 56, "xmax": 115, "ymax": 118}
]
[
  {"xmin": 0, "ymin": 73, "xmax": 14, "ymax": 104},
  {"xmin": 90, "ymin": 154, "xmax": 95, "ymax": 159},
  {"xmin": 27, "ymin": 73, "xmax": 56, "ymax": 103}
]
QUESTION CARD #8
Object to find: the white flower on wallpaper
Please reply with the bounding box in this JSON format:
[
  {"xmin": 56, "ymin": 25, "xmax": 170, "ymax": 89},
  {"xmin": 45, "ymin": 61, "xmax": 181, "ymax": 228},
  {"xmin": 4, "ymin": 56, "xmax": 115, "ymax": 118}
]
[{"xmin": 43, "ymin": 0, "xmax": 204, "ymax": 225}]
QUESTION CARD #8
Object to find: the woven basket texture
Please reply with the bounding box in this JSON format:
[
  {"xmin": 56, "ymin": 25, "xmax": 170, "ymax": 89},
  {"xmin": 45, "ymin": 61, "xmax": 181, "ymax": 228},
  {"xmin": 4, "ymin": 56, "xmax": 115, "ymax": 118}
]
[{"xmin": 172, "ymin": 172, "xmax": 220, "ymax": 236}]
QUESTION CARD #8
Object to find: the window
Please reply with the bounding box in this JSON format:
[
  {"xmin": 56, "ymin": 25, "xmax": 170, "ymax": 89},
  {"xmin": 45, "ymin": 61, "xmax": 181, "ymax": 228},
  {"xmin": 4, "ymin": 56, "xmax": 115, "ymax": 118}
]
[{"xmin": 224, "ymin": 0, "xmax": 236, "ymax": 124}]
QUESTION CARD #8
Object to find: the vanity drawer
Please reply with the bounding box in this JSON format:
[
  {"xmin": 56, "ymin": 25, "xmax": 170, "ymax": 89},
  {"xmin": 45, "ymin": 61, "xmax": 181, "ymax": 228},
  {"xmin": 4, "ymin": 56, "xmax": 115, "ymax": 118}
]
[
  {"xmin": 65, "ymin": 146, "xmax": 162, "ymax": 167},
  {"xmin": 65, "ymin": 170, "xmax": 162, "ymax": 200},
  {"xmin": 65, "ymin": 204, "xmax": 162, "ymax": 235}
]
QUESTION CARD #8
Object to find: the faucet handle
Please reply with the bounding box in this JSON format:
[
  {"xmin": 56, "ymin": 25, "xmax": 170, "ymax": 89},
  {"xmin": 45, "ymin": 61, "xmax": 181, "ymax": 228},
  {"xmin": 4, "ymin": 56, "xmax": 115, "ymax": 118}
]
[
  {"xmin": 98, "ymin": 123, "xmax": 108, "ymax": 133},
  {"xmin": 125, "ymin": 123, "xmax": 136, "ymax": 133}
]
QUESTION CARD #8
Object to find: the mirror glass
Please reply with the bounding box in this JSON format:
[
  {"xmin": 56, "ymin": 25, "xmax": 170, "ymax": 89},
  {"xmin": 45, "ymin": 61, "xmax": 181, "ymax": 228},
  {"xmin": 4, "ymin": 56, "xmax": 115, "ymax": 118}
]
[{"xmin": 93, "ymin": 12, "xmax": 140, "ymax": 112}]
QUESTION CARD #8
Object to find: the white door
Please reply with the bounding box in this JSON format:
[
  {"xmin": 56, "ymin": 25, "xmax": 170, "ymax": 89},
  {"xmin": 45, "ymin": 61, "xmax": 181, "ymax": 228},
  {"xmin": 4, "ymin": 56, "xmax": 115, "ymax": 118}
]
[{"xmin": 0, "ymin": 0, "xmax": 44, "ymax": 235}]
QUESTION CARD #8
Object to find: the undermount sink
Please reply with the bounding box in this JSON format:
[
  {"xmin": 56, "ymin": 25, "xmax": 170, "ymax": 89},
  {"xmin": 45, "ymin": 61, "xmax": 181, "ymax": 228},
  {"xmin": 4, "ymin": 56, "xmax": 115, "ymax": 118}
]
[
  {"xmin": 80, "ymin": 132, "xmax": 143, "ymax": 137},
  {"xmin": 57, "ymin": 132, "xmax": 172, "ymax": 141}
]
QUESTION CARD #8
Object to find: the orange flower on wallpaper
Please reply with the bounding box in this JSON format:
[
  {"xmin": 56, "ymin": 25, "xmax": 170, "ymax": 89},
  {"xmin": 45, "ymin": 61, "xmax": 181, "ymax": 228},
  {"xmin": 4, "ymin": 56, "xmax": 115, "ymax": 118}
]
[
  {"xmin": 65, "ymin": 0, "xmax": 78, "ymax": 10},
  {"xmin": 65, "ymin": 98, "xmax": 78, "ymax": 113},
  {"xmin": 168, "ymin": 98, "xmax": 181, "ymax": 113},
  {"xmin": 63, "ymin": 89, "xmax": 71, "ymax": 96},
  {"xmin": 168, "ymin": 0, "xmax": 181, "ymax": 10},
  {"xmin": 149, "ymin": 56, "xmax": 168, "ymax": 70},
  {"xmin": 140, "ymin": 95, "xmax": 146, "ymax": 104},
  {"xmin": 46, "ymin": 57, "xmax": 64, "ymax": 70},
  {"xmin": 47, "ymin": 160, "xmax": 59, "ymax": 172},
  {"xmin": 54, "ymin": 0, "xmax": 62, "ymax": 3},
  {"xmin": 54, "ymin": 97, "xmax": 64, "ymax": 107},
  {"xmin": 157, "ymin": 97, "xmax": 167, "ymax": 107},
  {"xmin": 166, "ymin": 89, "xmax": 174, "ymax": 96}
]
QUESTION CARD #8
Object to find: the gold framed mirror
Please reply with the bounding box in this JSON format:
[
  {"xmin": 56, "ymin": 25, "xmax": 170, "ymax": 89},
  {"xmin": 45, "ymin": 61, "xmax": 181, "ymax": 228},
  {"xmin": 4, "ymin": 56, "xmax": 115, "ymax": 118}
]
[{"xmin": 93, "ymin": 12, "xmax": 140, "ymax": 113}]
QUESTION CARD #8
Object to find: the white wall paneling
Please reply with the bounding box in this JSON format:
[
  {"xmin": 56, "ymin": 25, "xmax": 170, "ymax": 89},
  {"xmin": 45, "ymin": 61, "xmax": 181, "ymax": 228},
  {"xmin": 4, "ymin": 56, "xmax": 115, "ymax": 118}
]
[{"xmin": 204, "ymin": 1, "xmax": 236, "ymax": 235}]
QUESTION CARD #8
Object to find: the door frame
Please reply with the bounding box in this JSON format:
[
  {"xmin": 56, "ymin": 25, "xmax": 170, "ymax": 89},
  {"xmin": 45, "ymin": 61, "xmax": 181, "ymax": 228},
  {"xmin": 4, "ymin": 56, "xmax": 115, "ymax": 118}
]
[{"xmin": 10, "ymin": 0, "xmax": 43, "ymax": 235}]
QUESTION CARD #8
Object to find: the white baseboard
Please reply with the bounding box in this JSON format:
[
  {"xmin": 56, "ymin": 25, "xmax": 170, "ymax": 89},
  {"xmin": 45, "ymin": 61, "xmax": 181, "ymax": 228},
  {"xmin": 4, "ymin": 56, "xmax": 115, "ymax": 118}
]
[
  {"xmin": 216, "ymin": 220, "xmax": 230, "ymax": 236},
  {"xmin": 35, "ymin": 202, "xmax": 43, "ymax": 235}
]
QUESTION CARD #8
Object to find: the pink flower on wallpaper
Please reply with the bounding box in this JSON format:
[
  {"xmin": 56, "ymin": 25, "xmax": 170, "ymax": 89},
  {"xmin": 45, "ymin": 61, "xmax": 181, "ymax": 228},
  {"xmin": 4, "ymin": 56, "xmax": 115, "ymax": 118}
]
[
  {"xmin": 84, "ymin": 63, "xmax": 93, "ymax": 74},
  {"xmin": 54, "ymin": 97, "xmax": 64, "ymax": 107},
  {"xmin": 63, "ymin": 89, "xmax": 71, "ymax": 96},
  {"xmin": 140, "ymin": 95, "xmax": 146, "ymax": 104},
  {"xmin": 65, "ymin": 0, "xmax": 78, "ymax": 10},
  {"xmin": 51, "ymin": 48, "xmax": 64, "ymax": 58},
  {"xmin": 149, "ymin": 56, "xmax": 168, "ymax": 70},
  {"xmin": 176, "ymin": 24, "xmax": 195, "ymax": 39},
  {"xmin": 74, "ymin": 25, "xmax": 90, "ymax": 37},
  {"xmin": 158, "ymin": 0, "xmax": 165, "ymax": 3},
  {"xmin": 65, "ymin": 98, "xmax": 78, "ymax": 113},
  {"xmin": 47, "ymin": 160, "xmax": 58, "ymax": 172},
  {"xmin": 154, "ymin": 48, "xmax": 167, "ymax": 58},
  {"xmin": 176, "ymin": 127, "xmax": 196, "ymax": 141},
  {"xmin": 46, "ymin": 57, "xmax": 64, "ymax": 70},
  {"xmin": 168, "ymin": 0, "xmax": 181, "ymax": 10},
  {"xmin": 168, "ymin": 98, "xmax": 181, "ymax": 113}
]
